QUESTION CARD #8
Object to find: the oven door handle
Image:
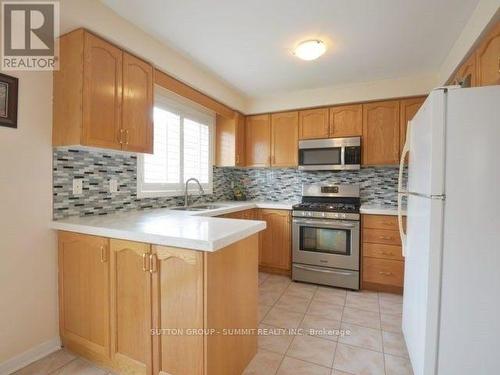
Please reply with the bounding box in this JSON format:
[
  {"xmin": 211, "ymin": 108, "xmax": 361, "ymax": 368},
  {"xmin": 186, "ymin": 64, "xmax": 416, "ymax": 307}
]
[
  {"xmin": 294, "ymin": 264, "xmax": 353, "ymax": 276},
  {"xmin": 293, "ymin": 218, "xmax": 357, "ymax": 228}
]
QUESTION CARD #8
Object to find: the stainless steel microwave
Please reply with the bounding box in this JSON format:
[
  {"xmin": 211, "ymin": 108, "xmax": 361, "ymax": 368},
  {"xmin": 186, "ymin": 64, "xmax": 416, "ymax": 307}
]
[{"xmin": 298, "ymin": 137, "xmax": 361, "ymax": 171}]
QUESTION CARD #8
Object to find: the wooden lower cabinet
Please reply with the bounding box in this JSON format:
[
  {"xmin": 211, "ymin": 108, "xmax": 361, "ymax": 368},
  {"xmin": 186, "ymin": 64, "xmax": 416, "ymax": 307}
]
[
  {"xmin": 361, "ymin": 215, "xmax": 405, "ymax": 294},
  {"xmin": 109, "ymin": 239, "xmax": 152, "ymax": 374},
  {"xmin": 152, "ymin": 246, "xmax": 204, "ymax": 375},
  {"xmin": 58, "ymin": 231, "xmax": 259, "ymax": 375},
  {"xmin": 58, "ymin": 232, "xmax": 111, "ymax": 364},
  {"xmin": 258, "ymin": 209, "xmax": 291, "ymax": 275},
  {"xmin": 219, "ymin": 209, "xmax": 256, "ymax": 220}
]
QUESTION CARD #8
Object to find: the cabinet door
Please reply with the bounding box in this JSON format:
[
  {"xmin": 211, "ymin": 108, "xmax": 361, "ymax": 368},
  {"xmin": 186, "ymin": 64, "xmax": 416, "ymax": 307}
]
[
  {"xmin": 455, "ymin": 53, "xmax": 477, "ymax": 87},
  {"xmin": 235, "ymin": 113, "xmax": 246, "ymax": 166},
  {"xmin": 215, "ymin": 114, "xmax": 236, "ymax": 167},
  {"xmin": 329, "ymin": 104, "xmax": 362, "ymax": 137},
  {"xmin": 151, "ymin": 247, "xmax": 204, "ymax": 375},
  {"xmin": 215, "ymin": 112, "xmax": 245, "ymax": 167},
  {"xmin": 298, "ymin": 108, "xmax": 329, "ymax": 139},
  {"xmin": 476, "ymin": 21, "xmax": 500, "ymax": 86},
  {"xmin": 400, "ymin": 97, "xmax": 425, "ymax": 154},
  {"xmin": 82, "ymin": 32, "xmax": 123, "ymax": 150},
  {"xmin": 245, "ymin": 114, "xmax": 271, "ymax": 167},
  {"xmin": 58, "ymin": 232, "xmax": 110, "ymax": 360},
  {"xmin": 259, "ymin": 210, "xmax": 291, "ymax": 271},
  {"xmin": 362, "ymin": 100, "xmax": 400, "ymax": 165},
  {"xmin": 271, "ymin": 111, "xmax": 298, "ymax": 167},
  {"xmin": 122, "ymin": 53, "xmax": 154, "ymax": 153},
  {"xmin": 109, "ymin": 239, "xmax": 152, "ymax": 374}
]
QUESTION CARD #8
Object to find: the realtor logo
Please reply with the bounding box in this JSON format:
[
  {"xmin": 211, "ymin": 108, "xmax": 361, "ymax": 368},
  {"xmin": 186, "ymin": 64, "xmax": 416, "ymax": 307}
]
[{"xmin": 1, "ymin": 1, "xmax": 59, "ymax": 71}]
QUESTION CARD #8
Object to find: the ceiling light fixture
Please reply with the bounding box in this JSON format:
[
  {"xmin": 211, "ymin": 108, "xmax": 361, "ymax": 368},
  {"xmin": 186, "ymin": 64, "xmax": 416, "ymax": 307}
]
[{"xmin": 293, "ymin": 40, "xmax": 326, "ymax": 61}]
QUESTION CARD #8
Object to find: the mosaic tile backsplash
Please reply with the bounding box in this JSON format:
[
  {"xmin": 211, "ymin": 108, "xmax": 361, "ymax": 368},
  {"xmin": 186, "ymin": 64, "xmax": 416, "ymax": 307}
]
[{"xmin": 53, "ymin": 148, "xmax": 403, "ymax": 219}]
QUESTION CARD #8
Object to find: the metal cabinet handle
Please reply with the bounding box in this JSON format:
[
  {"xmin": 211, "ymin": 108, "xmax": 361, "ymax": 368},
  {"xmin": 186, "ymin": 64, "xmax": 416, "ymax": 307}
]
[
  {"xmin": 142, "ymin": 253, "xmax": 149, "ymax": 272},
  {"xmin": 119, "ymin": 129, "xmax": 124, "ymax": 144},
  {"xmin": 100, "ymin": 246, "xmax": 107, "ymax": 263},
  {"xmin": 125, "ymin": 129, "xmax": 129, "ymax": 145},
  {"xmin": 149, "ymin": 254, "xmax": 157, "ymax": 274},
  {"xmin": 380, "ymin": 251, "xmax": 394, "ymax": 256}
]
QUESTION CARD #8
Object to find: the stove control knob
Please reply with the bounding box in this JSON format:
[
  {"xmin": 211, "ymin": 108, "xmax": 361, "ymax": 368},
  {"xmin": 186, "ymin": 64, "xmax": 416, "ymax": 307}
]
[
  {"xmin": 341, "ymin": 213, "xmax": 346, "ymax": 219},
  {"xmin": 320, "ymin": 212, "xmax": 325, "ymax": 218}
]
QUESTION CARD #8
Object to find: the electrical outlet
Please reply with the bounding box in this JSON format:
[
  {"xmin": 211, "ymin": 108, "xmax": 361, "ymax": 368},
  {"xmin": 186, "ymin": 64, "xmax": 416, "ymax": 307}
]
[
  {"xmin": 72, "ymin": 179, "xmax": 83, "ymax": 195},
  {"xmin": 109, "ymin": 179, "xmax": 118, "ymax": 193},
  {"xmin": 230, "ymin": 181, "xmax": 235, "ymax": 189}
]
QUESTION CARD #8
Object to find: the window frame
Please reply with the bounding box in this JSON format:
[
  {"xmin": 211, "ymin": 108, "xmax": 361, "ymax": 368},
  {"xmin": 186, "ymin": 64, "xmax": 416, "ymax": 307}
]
[{"xmin": 137, "ymin": 87, "xmax": 215, "ymax": 199}]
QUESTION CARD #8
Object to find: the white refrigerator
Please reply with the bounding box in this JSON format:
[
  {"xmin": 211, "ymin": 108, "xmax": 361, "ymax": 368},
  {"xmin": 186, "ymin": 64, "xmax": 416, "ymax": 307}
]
[{"xmin": 398, "ymin": 85, "xmax": 500, "ymax": 375}]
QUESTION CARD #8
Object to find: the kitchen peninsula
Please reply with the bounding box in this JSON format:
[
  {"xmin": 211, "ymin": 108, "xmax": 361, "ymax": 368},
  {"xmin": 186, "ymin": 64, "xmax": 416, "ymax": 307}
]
[{"xmin": 52, "ymin": 204, "xmax": 266, "ymax": 375}]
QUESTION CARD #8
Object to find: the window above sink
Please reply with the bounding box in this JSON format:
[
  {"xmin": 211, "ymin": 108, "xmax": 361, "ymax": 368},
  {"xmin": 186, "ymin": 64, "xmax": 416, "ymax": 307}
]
[{"xmin": 137, "ymin": 86, "xmax": 215, "ymax": 198}]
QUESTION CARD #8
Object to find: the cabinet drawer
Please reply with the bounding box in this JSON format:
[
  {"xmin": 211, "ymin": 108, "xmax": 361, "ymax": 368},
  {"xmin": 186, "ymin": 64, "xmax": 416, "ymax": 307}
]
[
  {"xmin": 363, "ymin": 243, "xmax": 403, "ymax": 261},
  {"xmin": 363, "ymin": 228, "xmax": 401, "ymax": 246},
  {"xmin": 363, "ymin": 257, "xmax": 404, "ymax": 287},
  {"xmin": 363, "ymin": 215, "xmax": 399, "ymax": 230}
]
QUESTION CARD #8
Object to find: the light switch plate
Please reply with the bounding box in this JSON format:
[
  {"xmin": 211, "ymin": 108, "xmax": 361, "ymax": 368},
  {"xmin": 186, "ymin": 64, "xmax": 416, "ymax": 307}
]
[
  {"xmin": 72, "ymin": 179, "xmax": 83, "ymax": 195},
  {"xmin": 109, "ymin": 179, "xmax": 118, "ymax": 193}
]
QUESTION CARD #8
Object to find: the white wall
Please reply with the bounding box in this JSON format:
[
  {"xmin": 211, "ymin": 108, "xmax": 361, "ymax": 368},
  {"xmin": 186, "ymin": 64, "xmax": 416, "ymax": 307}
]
[
  {"xmin": 246, "ymin": 73, "xmax": 438, "ymax": 114},
  {"xmin": 0, "ymin": 71, "xmax": 59, "ymax": 371}
]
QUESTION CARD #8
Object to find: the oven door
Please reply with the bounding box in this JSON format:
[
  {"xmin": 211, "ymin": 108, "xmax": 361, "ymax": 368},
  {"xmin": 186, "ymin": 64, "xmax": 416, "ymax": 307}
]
[{"xmin": 293, "ymin": 218, "xmax": 360, "ymax": 270}]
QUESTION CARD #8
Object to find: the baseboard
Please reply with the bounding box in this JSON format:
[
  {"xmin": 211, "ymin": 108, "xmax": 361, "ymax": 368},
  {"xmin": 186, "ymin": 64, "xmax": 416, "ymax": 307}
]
[{"xmin": 0, "ymin": 337, "xmax": 61, "ymax": 375}]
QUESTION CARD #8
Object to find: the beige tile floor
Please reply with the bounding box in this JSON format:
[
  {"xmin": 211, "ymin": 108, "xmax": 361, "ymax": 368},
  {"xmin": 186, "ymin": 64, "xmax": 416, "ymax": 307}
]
[
  {"xmin": 13, "ymin": 272, "xmax": 412, "ymax": 375},
  {"xmin": 245, "ymin": 272, "xmax": 413, "ymax": 375}
]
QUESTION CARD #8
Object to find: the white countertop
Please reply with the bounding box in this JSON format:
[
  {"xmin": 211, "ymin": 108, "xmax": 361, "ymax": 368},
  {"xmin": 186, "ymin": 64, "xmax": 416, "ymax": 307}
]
[
  {"xmin": 52, "ymin": 200, "xmax": 406, "ymax": 251},
  {"xmin": 360, "ymin": 204, "xmax": 406, "ymax": 216},
  {"xmin": 51, "ymin": 201, "xmax": 296, "ymax": 252}
]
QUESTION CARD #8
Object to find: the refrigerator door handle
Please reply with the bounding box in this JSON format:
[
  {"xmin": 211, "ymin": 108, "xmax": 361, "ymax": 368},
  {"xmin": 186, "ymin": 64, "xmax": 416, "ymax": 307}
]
[{"xmin": 398, "ymin": 120, "xmax": 411, "ymax": 257}]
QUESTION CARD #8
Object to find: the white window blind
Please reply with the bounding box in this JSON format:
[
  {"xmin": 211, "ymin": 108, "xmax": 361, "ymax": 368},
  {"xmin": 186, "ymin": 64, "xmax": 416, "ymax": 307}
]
[{"xmin": 137, "ymin": 88, "xmax": 214, "ymax": 198}]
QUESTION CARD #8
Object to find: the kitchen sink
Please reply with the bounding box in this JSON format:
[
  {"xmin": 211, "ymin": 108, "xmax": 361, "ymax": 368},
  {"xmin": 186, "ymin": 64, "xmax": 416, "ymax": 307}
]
[{"xmin": 171, "ymin": 204, "xmax": 228, "ymax": 211}]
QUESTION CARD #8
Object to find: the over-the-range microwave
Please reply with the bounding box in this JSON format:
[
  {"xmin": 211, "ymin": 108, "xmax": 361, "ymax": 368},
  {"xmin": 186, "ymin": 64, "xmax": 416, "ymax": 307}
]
[{"xmin": 298, "ymin": 137, "xmax": 361, "ymax": 171}]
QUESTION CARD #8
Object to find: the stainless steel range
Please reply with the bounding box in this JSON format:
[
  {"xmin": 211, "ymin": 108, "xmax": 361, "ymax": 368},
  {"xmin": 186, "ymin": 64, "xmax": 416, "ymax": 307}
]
[{"xmin": 292, "ymin": 184, "xmax": 360, "ymax": 290}]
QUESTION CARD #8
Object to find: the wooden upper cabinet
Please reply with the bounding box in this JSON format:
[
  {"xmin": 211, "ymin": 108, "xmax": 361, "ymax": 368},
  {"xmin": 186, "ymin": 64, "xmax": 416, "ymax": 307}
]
[
  {"xmin": 271, "ymin": 111, "xmax": 298, "ymax": 167},
  {"xmin": 122, "ymin": 52, "xmax": 154, "ymax": 153},
  {"xmin": 82, "ymin": 32, "xmax": 123, "ymax": 150},
  {"xmin": 476, "ymin": 21, "xmax": 500, "ymax": 86},
  {"xmin": 400, "ymin": 97, "xmax": 426, "ymax": 154},
  {"xmin": 53, "ymin": 29, "xmax": 154, "ymax": 153},
  {"xmin": 329, "ymin": 104, "xmax": 362, "ymax": 137},
  {"xmin": 235, "ymin": 113, "xmax": 246, "ymax": 166},
  {"xmin": 58, "ymin": 232, "xmax": 110, "ymax": 361},
  {"xmin": 454, "ymin": 53, "xmax": 477, "ymax": 87},
  {"xmin": 245, "ymin": 114, "xmax": 271, "ymax": 167},
  {"xmin": 362, "ymin": 100, "xmax": 400, "ymax": 166},
  {"xmin": 216, "ymin": 112, "xmax": 245, "ymax": 167},
  {"xmin": 259, "ymin": 209, "xmax": 291, "ymax": 271},
  {"xmin": 299, "ymin": 108, "xmax": 329, "ymax": 139}
]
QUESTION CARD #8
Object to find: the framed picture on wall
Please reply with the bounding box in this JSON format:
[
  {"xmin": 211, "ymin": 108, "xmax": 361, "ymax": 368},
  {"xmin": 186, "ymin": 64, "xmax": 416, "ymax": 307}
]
[{"xmin": 0, "ymin": 73, "xmax": 18, "ymax": 129}]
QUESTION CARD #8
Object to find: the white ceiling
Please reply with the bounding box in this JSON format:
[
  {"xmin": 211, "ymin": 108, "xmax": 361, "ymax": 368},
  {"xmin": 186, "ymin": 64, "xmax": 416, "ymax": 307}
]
[{"xmin": 101, "ymin": 0, "xmax": 479, "ymax": 98}]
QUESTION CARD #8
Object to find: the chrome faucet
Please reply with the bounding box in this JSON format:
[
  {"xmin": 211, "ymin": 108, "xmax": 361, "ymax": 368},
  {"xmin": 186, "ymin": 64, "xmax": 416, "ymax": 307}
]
[{"xmin": 184, "ymin": 178, "xmax": 205, "ymax": 206}]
